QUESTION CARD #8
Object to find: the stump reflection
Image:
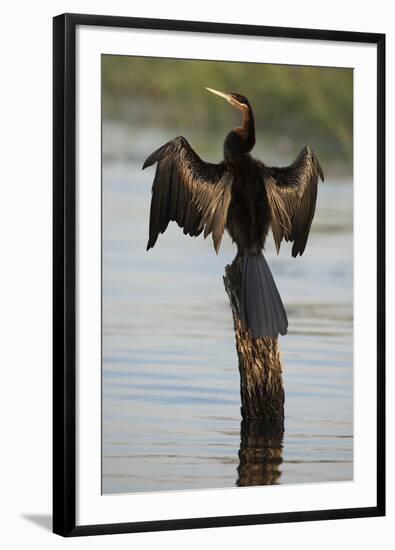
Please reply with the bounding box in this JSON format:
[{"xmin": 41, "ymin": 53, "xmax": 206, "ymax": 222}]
[{"xmin": 237, "ymin": 418, "xmax": 284, "ymax": 486}]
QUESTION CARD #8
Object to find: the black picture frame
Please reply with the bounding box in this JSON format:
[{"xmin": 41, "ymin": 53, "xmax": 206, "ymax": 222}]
[{"xmin": 53, "ymin": 12, "xmax": 386, "ymax": 537}]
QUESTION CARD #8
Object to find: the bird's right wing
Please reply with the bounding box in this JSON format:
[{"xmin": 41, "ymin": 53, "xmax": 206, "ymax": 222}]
[
  {"xmin": 260, "ymin": 146, "xmax": 324, "ymax": 257},
  {"xmin": 143, "ymin": 136, "xmax": 233, "ymax": 254}
]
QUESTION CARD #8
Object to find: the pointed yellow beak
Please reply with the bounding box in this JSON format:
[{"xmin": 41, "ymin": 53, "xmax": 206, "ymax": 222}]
[{"xmin": 205, "ymin": 87, "xmax": 233, "ymax": 104}]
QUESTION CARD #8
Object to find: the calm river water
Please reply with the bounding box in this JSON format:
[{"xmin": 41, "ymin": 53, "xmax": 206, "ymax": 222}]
[{"xmin": 102, "ymin": 123, "xmax": 353, "ymax": 494}]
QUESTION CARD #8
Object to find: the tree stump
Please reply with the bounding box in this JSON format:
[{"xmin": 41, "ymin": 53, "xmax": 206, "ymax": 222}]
[{"xmin": 223, "ymin": 255, "xmax": 285, "ymax": 420}]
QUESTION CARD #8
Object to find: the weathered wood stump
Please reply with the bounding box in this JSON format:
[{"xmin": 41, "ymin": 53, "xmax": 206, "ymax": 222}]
[{"xmin": 223, "ymin": 255, "xmax": 285, "ymax": 420}]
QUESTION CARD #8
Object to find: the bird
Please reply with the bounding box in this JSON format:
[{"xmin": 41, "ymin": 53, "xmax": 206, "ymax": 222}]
[{"xmin": 142, "ymin": 87, "xmax": 324, "ymax": 339}]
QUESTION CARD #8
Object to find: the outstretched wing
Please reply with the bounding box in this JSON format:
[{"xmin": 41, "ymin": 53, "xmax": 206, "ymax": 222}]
[
  {"xmin": 262, "ymin": 146, "xmax": 324, "ymax": 257},
  {"xmin": 143, "ymin": 136, "xmax": 232, "ymax": 254}
]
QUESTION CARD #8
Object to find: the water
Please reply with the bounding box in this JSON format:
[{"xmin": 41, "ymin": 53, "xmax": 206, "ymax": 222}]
[{"xmin": 102, "ymin": 124, "xmax": 353, "ymax": 494}]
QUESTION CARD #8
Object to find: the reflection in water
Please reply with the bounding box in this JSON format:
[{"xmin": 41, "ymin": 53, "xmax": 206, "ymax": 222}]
[{"xmin": 237, "ymin": 419, "xmax": 284, "ymax": 486}]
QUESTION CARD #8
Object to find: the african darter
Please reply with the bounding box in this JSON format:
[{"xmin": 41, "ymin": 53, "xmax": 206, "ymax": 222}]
[{"xmin": 143, "ymin": 88, "xmax": 324, "ymax": 339}]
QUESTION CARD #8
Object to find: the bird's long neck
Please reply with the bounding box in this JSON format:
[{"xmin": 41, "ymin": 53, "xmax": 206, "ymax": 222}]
[
  {"xmin": 236, "ymin": 105, "xmax": 255, "ymax": 149},
  {"xmin": 224, "ymin": 106, "xmax": 255, "ymax": 160}
]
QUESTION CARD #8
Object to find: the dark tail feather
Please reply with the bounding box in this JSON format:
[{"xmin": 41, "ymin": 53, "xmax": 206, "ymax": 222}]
[{"xmin": 240, "ymin": 253, "xmax": 288, "ymax": 339}]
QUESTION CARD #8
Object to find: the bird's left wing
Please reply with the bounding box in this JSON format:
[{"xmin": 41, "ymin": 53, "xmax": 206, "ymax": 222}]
[
  {"xmin": 260, "ymin": 146, "xmax": 324, "ymax": 257},
  {"xmin": 143, "ymin": 136, "xmax": 232, "ymax": 254}
]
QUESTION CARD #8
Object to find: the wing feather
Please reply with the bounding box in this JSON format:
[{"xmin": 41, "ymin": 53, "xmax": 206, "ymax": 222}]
[
  {"xmin": 262, "ymin": 146, "xmax": 324, "ymax": 257},
  {"xmin": 143, "ymin": 136, "xmax": 232, "ymax": 253}
]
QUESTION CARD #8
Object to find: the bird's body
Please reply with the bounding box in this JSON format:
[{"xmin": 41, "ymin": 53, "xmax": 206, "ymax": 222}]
[
  {"xmin": 143, "ymin": 88, "xmax": 324, "ymax": 339},
  {"xmin": 225, "ymin": 156, "xmax": 271, "ymax": 255}
]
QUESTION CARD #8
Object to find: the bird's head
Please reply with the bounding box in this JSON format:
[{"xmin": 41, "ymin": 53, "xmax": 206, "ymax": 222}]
[
  {"xmin": 205, "ymin": 87, "xmax": 251, "ymax": 113},
  {"xmin": 206, "ymin": 87, "xmax": 255, "ymax": 158}
]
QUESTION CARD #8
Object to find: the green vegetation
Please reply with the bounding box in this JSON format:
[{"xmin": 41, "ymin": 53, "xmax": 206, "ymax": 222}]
[{"xmin": 102, "ymin": 55, "xmax": 353, "ymax": 163}]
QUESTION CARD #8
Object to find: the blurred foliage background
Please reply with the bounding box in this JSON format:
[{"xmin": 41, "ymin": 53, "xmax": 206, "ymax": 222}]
[{"xmin": 102, "ymin": 55, "xmax": 353, "ymax": 170}]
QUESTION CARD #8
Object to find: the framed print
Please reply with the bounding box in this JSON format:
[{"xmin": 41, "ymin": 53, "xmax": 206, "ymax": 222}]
[{"xmin": 53, "ymin": 13, "xmax": 385, "ymax": 536}]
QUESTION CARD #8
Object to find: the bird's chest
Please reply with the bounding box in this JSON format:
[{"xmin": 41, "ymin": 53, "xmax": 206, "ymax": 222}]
[
  {"xmin": 230, "ymin": 180, "xmax": 253, "ymax": 220},
  {"xmin": 227, "ymin": 175, "xmax": 271, "ymax": 251}
]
